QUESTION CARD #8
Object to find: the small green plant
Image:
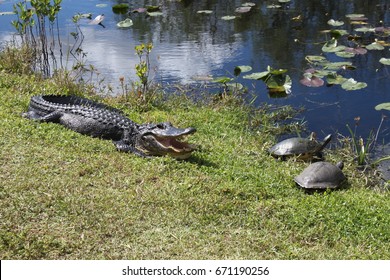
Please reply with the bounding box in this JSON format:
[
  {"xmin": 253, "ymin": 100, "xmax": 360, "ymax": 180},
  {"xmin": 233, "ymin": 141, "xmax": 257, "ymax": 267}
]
[
  {"xmin": 345, "ymin": 116, "xmax": 386, "ymax": 166},
  {"xmin": 11, "ymin": 0, "xmax": 63, "ymax": 76},
  {"xmin": 134, "ymin": 42, "xmax": 154, "ymax": 100}
]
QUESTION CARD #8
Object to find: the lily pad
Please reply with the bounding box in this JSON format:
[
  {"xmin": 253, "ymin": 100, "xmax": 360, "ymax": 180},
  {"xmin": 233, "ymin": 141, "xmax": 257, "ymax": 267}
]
[
  {"xmin": 300, "ymin": 73, "xmax": 324, "ymax": 87},
  {"xmin": 221, "ymin": 15, "xmax": 236, "ymax": 20},
  {"xmin": 354, "ymin": 27, "xmax": 376, "ymax": 33},
  {"xmin": 341, "ymin": 78, "xmax": 367, "ymax": 91},
  {"xmin": 132, "ymin": 8, "xmax": 147, "ymax": 13},
  {"xmin": 366, "ymin": 42, "xmax": 385, "ymax": 50},
  {"xmin": 266, "ymin": 74, "xmax": 292, "ymax": 94},
  {"xmin": 243, "ymin": 71, "xmax": 269, "ymax": 80},
  {"xmin": 227, "ymin": 82, "xmax": 244, "ymax": 91},
  {"xmin": 327, "ymin": 19, "xmax": 344, "ymax": 26},
  {"xmin": 197, "ymin": 10, "xmax": 213, "ymax": 14},
  {"xmin": 96, "ymin": 4, "xmax": 107, "ymax": 8},
  {"xmin": 242, "ymin": 2, "xmax": 256, "ymax": 7},
  {"xmin": 278, "ymin": 0, "xmax": 291, "ymax": 3},
  {"xmin": 322, "ymin": 39, "xmax": 346, "ymax": 52},
  {"xmin": 0, "ymin": 11, "xmax": 16, "ymax": 16},
  {"xmin": 235, "ymin": 6, "xmax": 251, "ymax": 13},
  {"xmin": 335, "ymin": 51, "xmax": 355, "ymax": 58},
  {"xmin": 147, "ymin": 12, "xmax": 163, "ymax": 17},
  {"xmin": 346, "ymin": 13, "xmax": 365, "ymax": 18},
  {"xmin": 234, "ymin": 65, "xmax": 252, "ymax": 76},
  {"xmin": 117, "ymin": 18, "xmax": 133, "ymax": 28},
  {"xmin": 267, "ymin": 4, "xmax": 281, "ymax": 9},
  {"xmin": 379, "ymin": 58, "xmax": 390, "ymax": 65},
  {"xmin": 146, "ymin": 6, "xmax": 161, "ymax": 12},
  {"xmin": 322, "ymin": 61, "xmax": 353, "ymax": 70},
  {"xmin": 344, "ymin": 47, "xmax": 367, "ymax": 55},
  {"xmin": 375, "ymin": 103, "xmax": 390, "ymax": 111},
  {"xmin": 305, "ymin": 55, "xmax": 328, "ymax": 63},
  {"xmin": 213, "ymin": 76, "xmax": 233, "ymax": 84},
  {"xmin": 326, "ymin": 74, "xmax": 347, "ymax": 85}
]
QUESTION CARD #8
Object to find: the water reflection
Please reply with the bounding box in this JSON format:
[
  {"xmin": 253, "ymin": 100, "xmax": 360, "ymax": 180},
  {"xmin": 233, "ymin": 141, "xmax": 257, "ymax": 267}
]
[{"xmin": 0, "ymin": 0, "xmax": 390, "ymax": 141}]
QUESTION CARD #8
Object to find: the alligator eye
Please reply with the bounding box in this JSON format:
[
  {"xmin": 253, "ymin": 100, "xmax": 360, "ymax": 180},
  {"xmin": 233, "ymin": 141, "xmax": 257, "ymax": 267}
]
[{"xmin": 156, "ymin": 123, "xmax": 166, "ymax": 129}]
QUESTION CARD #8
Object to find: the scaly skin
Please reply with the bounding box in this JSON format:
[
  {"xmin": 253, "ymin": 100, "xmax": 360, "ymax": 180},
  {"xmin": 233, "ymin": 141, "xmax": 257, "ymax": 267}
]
[{"xmin": 23, "ymin": 95, "xmax": 197, "ymax": 159}]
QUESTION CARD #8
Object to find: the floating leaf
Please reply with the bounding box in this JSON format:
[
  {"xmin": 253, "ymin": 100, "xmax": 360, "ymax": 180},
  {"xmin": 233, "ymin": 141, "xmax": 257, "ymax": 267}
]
[
  {"xmin": 234, "ymin": 65, "xmax": 252, "ymax": 76},
  {"xmin": 305, "ymin": 55, "xmax": 328, "ymax": 63},
  {"xmin": 242, "ymin": 2, "xmax": 256, "ymax": 7},
  {"xmin": 326, "ymin": 74, "xmax": 347, "ymax": 85},
  {"xmin": 346, "ymin": 13, "xmax": 365, "ymax": 18},
  {"xmin": 0, "ymin": 11, "xmax": 16, "ymax": 16},
  {"xmin": 350, "ymin": 20, "xmax": 368, "ymax": 25},
  {"xmin": 191, "ymin": 75, "xmax": 213, "ymax": 81},
  {"xmin": 336, "ymin": 51, "xmax": 355, "ymax": 58},
  {"xmin": 132, "ymin": 8, "xmax": 146, "ymax": 13},
  {"xmin": 327, "ymin": 19, "xmax": 344, "ymax": 26},
  {"xmin": 366, "ymin": 42, "xmax": 385, "ymax": 50},
  {"xmin": 322, "ymin": 61, "xmax": 353, "ymax": 70},
  {"xmin": 147, "ymin": 12, "xmax": 163, "ymax": 17},
  {"xmin": 322, "ymin": 39, "xmax": 346, "ymax": 52},
  {"xmin": 221, "ymin": 15, "xmax": 236, "ymax": 20},
  {"xmin": 146, "ymin": 6, "xmax": 161, "ymax": 12},
  {"xmin": 96, "ymin": 4, "xmax": 107, "ymax": 8},
  {"xmin": 300, "ymin": 73, "xmax": 324, "ymax": 87},
  {"xmin": 278, "ymin": 0, "xmax": 291, "ymax": 3},
  {"xmin": 266, "ymin": 74, "xmax": 292, "ymax": 94},
  {"xmin": 243, "ymin": 71, "xmax": 269, "ymax": 80},
  {"xmin": 329, "ymin": 29, "xmax": 349, "ymax": 38},
  {"xmin": 267, "ymin": 4, "xmax": 281, "ymax": 9},
  {"xmin": 213, "ymin": 76, "xmax": 233, "ymax": 84},
  {"xmin": 313, "ymin": 69, "xmax": 337, "ymax": 78},
  {"xmin": 227, "ymin": 82, "xmax": 244, "ymax": 91},
  {"xmin": 344, "ymin": 47, "xmax": 367, "ymax": 55},
  {"xmin": 354, "ymin": 27, "xmax": 375, "ymax": 33},
  {"xmin": 375, "ymin": 103, "xmax": 390, "ymax": 111},
  {"xmin": 235, "ymin": 6, "xmax": 251, "ymax": 13},
  {"xmin": 379, "ymin": 58, "xmax": 390, "ymax": 65},
  {"xmin": 197, "ymin": 10, "xmax": 213, "ymax": 14},
  {"xmin": 117, "ymin": 18, "xmax": 133, "ymax": 28},
  {"xmin": 341, "ymin": 78, "xmax": 367, "ymax": 91}
]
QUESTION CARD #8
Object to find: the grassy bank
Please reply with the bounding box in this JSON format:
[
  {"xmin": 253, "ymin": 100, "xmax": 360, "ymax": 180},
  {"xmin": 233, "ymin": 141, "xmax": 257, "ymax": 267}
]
[{"xmin": 0, "ymin": 59, "xmax": 389, "ymax": 259}]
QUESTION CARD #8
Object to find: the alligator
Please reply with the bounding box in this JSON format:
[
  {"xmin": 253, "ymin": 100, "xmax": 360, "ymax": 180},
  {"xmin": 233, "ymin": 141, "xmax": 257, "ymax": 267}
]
[{"xmin": 23, "ymin": 95, "xmax": 197, "ymax": 159}]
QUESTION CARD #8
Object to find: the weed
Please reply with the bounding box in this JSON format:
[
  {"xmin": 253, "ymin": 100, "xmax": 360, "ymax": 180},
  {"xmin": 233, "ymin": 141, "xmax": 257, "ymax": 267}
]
[
  {"xmin": 134, "ymin": 43, "xmax": 154, "ymax": 100},
  {"xmin": 12, "ymin": 0, "xmax": 63, "ymax": 76}
]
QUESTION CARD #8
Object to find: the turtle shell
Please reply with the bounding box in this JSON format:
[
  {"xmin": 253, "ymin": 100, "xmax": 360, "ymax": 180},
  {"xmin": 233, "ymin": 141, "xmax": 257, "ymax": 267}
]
[
  {"xmin": 294, "ymin": 161, "xmax": 346, "ymax": 189},
  {"xmin": 269, "ymin": 134, "xmax": 332, "ymax": 159},
  {"xmin": 269, "ymin": 137, "xmax": 320, "ymax": 157}
]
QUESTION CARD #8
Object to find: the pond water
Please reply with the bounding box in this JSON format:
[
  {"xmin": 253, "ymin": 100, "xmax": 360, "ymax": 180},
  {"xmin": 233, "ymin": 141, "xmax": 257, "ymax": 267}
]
[{"xmin": 1, "ymin": 0, "xmax": 390, "ymax": 144}]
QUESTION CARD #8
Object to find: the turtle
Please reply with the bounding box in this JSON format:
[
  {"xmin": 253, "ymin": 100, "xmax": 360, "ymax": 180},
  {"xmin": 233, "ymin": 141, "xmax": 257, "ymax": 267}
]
[
  {"xmin": 294, "ymin": 161, "xmax": 347, "ymax": 190},
  {"xmin": 269, "ymin": 134, "xmax": 332, "ymax": 160}
]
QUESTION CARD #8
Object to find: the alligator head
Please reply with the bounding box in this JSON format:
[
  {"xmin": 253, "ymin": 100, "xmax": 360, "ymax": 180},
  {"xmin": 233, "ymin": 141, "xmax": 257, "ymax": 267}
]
[{"xmin": 136, "ymin": 122, "xmax": 197, "ymax": 159}]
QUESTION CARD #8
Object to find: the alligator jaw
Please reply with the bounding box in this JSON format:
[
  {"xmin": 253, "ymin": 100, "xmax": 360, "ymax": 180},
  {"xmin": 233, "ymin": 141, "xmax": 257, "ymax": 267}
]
[{"xmin": 139, "ymin": 125, "xmax": 197, "ymax": 159}]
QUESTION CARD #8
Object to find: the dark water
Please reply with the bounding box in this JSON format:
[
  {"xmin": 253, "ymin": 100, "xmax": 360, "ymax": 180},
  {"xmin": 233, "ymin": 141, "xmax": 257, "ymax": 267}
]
[{"xmin": 1, "ymin": 0, "xmax": 390, "ymax": 143}]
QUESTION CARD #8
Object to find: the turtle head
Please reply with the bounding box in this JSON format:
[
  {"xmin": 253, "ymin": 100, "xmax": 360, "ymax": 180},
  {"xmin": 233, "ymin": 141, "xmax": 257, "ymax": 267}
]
[
  {"xmin": 136, "ymin": 122, "xmax": 197, "ymax": 159},
  {"xmin": 336, "ymin": 161, "xmax": 344, "ymax": 170}
]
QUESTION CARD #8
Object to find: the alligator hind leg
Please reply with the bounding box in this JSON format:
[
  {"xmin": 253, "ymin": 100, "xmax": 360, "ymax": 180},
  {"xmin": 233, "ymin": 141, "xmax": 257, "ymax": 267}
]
[{"xmin": 23, "ymin": 111, "xmax": 63, "ymax": 123}]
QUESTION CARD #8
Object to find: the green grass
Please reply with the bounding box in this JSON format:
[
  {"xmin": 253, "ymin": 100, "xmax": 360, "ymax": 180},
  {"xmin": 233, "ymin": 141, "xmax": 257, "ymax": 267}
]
[{"xmin": 0, "ymin": 70, "xmax": 389, "ymax": 260}]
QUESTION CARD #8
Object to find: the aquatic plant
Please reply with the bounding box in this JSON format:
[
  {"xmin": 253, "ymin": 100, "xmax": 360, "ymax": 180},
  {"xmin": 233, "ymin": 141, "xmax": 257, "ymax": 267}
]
[
  {"xmin": 134, "ymin": 43, "xmax": 155, "ymax": 101},
  {"xmin": 244, "ymin": 65, "xmax": 292, "ymax": 94},
  {"xmin": 346, "ymin": 114, "xmax": 387, "ymax": 166},
  {"xmin": 11, "ymin": 0, "xmax": 63, "ymax": 77}
]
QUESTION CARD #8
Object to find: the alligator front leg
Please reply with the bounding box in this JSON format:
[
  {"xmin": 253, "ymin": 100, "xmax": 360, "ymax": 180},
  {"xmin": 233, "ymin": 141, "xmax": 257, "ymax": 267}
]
[
  {"xmin": 23, "ymin": 111, "xmax": 63, "ymax": 123},
  {"xmin": 114, "ymin": 140, "xmax": 150, "ymax": 158}
]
